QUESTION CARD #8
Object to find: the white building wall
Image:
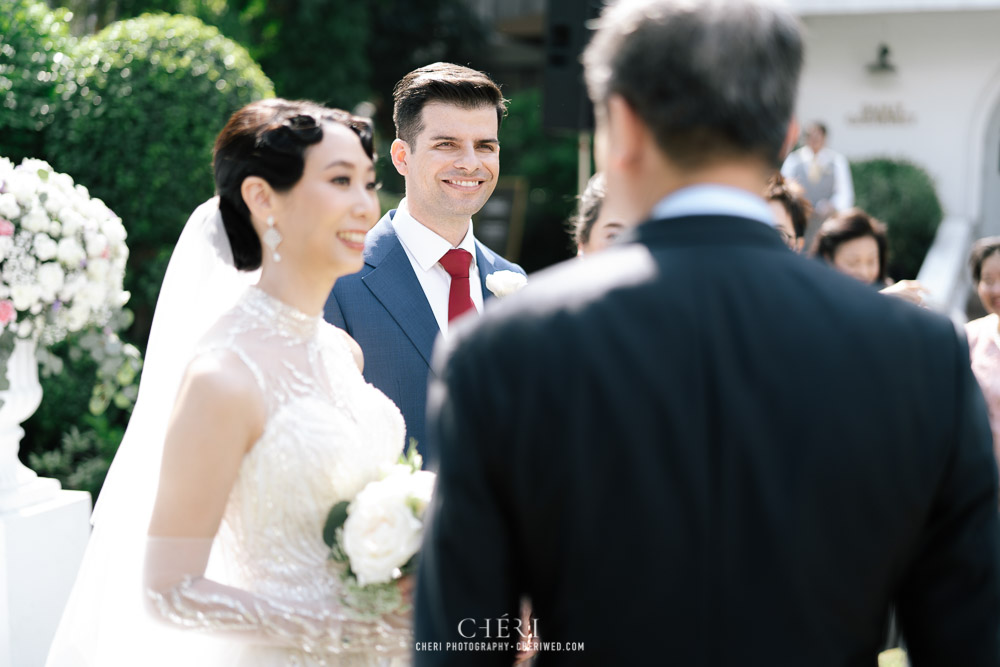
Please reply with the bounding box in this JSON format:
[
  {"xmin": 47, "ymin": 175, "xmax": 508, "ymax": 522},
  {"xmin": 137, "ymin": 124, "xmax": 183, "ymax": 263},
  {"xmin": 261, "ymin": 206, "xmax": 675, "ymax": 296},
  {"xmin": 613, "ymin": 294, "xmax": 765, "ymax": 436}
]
[{"xmin": 793, "ymin": 10, "xmax": 1000, "ymax": 223}]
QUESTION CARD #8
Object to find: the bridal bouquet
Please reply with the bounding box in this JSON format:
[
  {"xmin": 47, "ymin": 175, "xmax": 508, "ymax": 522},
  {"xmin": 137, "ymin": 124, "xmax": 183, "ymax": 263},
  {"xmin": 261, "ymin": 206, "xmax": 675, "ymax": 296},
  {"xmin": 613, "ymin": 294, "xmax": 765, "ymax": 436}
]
[
  {"xmin": 0, "ymin": 157, "xmax": 129, "ymax": 346},
  {"xmin": 324, "ymin": 442, "xmax": 435, "ymax": 618}
]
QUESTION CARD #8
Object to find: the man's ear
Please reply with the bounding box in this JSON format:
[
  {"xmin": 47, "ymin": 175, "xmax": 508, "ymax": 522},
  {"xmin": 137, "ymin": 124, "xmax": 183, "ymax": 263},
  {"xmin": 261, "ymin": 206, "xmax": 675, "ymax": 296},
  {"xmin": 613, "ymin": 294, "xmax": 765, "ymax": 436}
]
[
  {"xmin": 780, "ymin": 117, "xmax": 800, "ymax": 160},
  {"xmin": 240, "ymin": 176, "xmax": 274, "ymax": 230},
  {"xmin": 605, "ymin": 94, "xmax": 646, "ymax": 173},
  {"xmin": 390, "ymin": 139, "xmax": 409, "ymax": 176}
]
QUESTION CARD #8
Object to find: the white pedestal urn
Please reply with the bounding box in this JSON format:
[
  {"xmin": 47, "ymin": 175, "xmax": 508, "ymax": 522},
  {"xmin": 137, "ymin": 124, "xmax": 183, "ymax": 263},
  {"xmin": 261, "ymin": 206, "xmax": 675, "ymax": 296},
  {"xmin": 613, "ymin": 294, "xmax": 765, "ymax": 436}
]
[
  {"xmin": 0, "ymin": 338, "xmax": 92, "ymax": 667},
  {"xmin": 0, "ymin": 338, "xmax": 60, "ymax": 512}
]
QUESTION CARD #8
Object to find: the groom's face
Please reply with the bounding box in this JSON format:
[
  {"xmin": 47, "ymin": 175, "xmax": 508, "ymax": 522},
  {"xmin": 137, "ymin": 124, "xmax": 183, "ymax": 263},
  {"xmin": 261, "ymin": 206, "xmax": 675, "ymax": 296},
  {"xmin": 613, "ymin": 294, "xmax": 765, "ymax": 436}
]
[{"xmin": 391, "ymin": 101, "xmax": 499, "ymax": 227}]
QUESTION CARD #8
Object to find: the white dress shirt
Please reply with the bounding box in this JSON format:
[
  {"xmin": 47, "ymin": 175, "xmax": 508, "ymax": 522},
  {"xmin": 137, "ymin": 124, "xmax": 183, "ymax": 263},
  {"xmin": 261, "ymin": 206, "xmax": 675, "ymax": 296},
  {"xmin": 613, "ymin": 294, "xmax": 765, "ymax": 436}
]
[{"xmin": 392, "ymin": 198, "xmax": 483, "ymax": 336}]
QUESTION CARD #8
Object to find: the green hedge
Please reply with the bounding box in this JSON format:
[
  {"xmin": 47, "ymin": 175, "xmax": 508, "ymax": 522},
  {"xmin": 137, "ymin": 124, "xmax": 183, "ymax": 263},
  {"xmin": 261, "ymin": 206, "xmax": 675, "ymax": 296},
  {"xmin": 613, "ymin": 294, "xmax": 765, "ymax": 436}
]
[
  {"xmin": 45, "ymin": 13, "xmax": 273, "ymax": 346},
  {"xmin": 851, "ymin": 158, "xmax": 943, "ymax": 281},
  {"xmin": 0, "ymin": 0, "xmax": 74, "ymax": 163}
]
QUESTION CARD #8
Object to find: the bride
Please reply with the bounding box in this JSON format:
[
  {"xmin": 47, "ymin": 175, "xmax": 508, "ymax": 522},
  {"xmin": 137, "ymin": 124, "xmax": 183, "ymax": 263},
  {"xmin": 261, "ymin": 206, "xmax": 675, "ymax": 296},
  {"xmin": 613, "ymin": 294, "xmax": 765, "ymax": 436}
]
[{"xmin": 46, "ymin": 99, "xmax": 412, "ymax": 665}]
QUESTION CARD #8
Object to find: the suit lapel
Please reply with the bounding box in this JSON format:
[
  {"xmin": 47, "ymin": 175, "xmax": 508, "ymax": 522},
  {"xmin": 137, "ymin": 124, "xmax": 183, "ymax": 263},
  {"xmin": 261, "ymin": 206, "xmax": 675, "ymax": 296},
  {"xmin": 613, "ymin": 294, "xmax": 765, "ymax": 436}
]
[
  {"xmin": 361, "ymin": 213, "xmax": 440, "ymax": 368},
  {"xmin": 476, "ymin": 241, "xmax": 499, "ymax": 303}
]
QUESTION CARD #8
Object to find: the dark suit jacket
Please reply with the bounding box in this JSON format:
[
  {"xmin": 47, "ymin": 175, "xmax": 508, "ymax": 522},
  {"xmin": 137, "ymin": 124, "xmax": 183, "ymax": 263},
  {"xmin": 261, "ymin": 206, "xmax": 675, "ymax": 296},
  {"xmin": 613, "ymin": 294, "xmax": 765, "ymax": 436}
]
[
  {"xmin": 324, "ymin": 209, "xmax": 524, "ymax": 459},
  {"xmin": 415, "ymin": 215, "xmax": 1000, "ymax": 666}
]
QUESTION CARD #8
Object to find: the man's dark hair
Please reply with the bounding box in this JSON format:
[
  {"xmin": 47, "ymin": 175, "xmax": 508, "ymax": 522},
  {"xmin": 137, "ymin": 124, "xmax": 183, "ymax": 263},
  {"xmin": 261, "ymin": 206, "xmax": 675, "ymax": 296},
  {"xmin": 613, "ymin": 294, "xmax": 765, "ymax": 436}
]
[
  {"xmin": 583, "ymin": 0, "xmax": 803, "ymax": 170},
  {"xmin": 392, "ymin": 62, "xmax": 507, "ymax": 146}
]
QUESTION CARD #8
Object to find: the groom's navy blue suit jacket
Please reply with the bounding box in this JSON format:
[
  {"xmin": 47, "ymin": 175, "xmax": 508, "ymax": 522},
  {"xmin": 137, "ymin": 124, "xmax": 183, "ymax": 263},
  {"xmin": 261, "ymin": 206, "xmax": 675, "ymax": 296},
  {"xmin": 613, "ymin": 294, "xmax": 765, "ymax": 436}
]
[
  {"xmin": 416, "ymin": 214, "xmax": 1000, "ymax": 666},
  {"xmin": 324, "ymin": 209, "xmax": 524, "ymax": 461}
]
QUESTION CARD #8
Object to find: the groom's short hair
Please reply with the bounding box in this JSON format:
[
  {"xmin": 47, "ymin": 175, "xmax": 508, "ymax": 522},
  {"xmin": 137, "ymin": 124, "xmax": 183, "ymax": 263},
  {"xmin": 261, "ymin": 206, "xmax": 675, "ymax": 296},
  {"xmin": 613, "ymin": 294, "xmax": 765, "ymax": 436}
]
[
  {"xmin": 392, "ymin": 62, "xmax": 507, "ymax": 146},
  {"xmin": 583, "ymin": 0, "xmax": 803, "ymax": 170}
]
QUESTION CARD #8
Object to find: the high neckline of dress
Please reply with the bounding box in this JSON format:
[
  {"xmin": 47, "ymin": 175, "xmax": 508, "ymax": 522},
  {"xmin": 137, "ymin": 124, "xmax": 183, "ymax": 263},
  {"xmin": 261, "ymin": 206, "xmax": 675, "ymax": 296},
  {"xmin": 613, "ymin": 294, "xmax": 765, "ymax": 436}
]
[{"xmin": 243, "ymin": 286, "xmax": 321, "ymax": 339}]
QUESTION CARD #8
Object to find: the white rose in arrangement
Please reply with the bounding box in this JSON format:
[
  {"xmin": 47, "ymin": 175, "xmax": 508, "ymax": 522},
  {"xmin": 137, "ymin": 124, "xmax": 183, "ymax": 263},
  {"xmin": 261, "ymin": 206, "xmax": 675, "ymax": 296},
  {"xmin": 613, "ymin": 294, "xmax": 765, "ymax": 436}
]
[
  {"xmin": 50, "ymin": 171, "xmax": 75, "ymax": 195},
  {"xmin": 85, "ymin": 232, "xmax": 109, "ymax": 258},
  {"xmin": 34, "ymin": 233, "xmax": 59, "ymax": 261},
  {"xmin": 0, "ymin": 193, "xmax": 20, "ymax": 220},
  {"xmin": 100, "ymin": 217, "xmax": 127, "ymax": 245},
  {"xmin": 76, "ymin": 282, "xmax": 108, "ymax": 311},
  {"xmin": 10, "ymin": 284, "xmax": 40, "ymax": 311},
  {"xmin": 0, "ymin": 156, "xmax": 130, "ymax": 346},
  {"xmin": 65, "ymin": 305, "xmax": 90, "ymax": 332},
  {"xmin": 87, "ymin": 257, "xmax": 110, "ymax": 282},
  {"xmin": 37, "ymin": 263, "xmax": 66, "ymax": 301},
  {"xmin": 21, "ymin": 206, "xmax": 50, "ymax": 233},
  {"xmin": 59, "ymin": 206, "xmax": 85, "ymax": 236},
  {"xmin": 57, "ymin": 237, "xmax": 86, "ymax": 267},
  {"xmin": 43, "ymin": 188, "xmax": 68, "ymax": 217},
  {"xmin": 6, "ymin": 172, "xmax": 39, "ymax": 206},
  {"xmin": 486, "ymin": 270, "xmax": 528, "ymax": 298},
  {"xmin": 341, "ymin": 478, "xmax": 425, "ymax": 586}
]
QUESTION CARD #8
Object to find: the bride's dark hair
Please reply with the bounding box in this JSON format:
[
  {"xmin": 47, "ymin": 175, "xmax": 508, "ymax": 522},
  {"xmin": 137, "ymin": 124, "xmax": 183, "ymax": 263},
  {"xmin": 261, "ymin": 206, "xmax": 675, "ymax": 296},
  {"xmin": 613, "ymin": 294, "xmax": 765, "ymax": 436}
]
[{"xmin": 213, "ymin": 98, "xmax": 375, "ymax": 270}]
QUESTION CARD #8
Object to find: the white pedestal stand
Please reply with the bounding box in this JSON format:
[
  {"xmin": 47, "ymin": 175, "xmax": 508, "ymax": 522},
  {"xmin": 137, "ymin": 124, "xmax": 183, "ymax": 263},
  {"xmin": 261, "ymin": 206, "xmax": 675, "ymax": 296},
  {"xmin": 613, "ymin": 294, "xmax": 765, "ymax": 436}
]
[{"xmin": 0, "ymin": 340, "xmax": 92, "ymax": 667}]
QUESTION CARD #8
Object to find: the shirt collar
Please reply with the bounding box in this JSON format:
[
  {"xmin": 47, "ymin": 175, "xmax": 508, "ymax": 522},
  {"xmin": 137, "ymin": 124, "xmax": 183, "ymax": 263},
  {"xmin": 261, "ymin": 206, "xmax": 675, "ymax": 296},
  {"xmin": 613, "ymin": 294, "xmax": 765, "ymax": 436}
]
[
  {"xmin": 649, "ymin": 185, "xmax": 775, "ymax": 228},
  {"xmin": 393, "ymin": 198, "xmax": 478, "ymax": 271}
]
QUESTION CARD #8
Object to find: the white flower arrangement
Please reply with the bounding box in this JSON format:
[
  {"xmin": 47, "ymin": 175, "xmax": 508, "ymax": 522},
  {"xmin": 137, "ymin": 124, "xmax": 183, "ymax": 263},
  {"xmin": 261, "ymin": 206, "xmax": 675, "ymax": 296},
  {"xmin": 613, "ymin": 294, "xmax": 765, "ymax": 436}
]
[
  {"xmin": 324, "ymin": 442, "xmax": 434, "ymax": 618},
  {"xmin": 0, "ymin": 156, "xmax": 130, "ymax": 347},
  {"xmin": 486, "ymin": 270, "xmax": 527, "ymax": 298}
]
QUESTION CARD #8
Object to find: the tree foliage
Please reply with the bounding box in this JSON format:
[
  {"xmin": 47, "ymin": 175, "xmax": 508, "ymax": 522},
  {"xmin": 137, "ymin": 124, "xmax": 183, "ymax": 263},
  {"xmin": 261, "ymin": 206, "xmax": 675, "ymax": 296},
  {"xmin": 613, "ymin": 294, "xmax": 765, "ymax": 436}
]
[
  {"xmin": 851, "ymin": 158, "xmax": 944, "ymax": 280},
  {"xmin": 45, "ymin": 13, "xmax": 273, "ymax": 345},
  {"xmin": 0, "ymin": 0, "xmax": 75, "ymax": 162}
]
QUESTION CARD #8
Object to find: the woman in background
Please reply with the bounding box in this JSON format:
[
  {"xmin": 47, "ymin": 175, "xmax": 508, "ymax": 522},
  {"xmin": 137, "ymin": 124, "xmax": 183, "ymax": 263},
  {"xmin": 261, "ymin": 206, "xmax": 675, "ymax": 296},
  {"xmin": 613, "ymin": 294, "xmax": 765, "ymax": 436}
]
[
  {"xmin": 965, "ymin": 236, "xmax": 1000, "ymax": 455},
  {"xmin": 764, "ymin": 174, "xmax": 810, "ymax": 252},
  {"xmin": 570, "ymin": 172, "xmax": 630, "ymax": 255},
  {"xmin": 811, "ymin": 208, "xmax": 928, "ymax": 306}
]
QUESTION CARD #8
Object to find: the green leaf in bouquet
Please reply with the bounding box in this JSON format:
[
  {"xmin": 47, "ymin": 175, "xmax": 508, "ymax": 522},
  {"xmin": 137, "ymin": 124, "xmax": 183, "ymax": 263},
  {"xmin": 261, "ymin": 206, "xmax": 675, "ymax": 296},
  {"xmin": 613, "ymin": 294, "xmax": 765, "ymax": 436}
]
[
  {"xmin": 323, "ymin": 500, "xmax": 350, "ymax": 548},
  {"xmin": 399, "ymin": 437, "xmax": 422, "ymax": 472}
]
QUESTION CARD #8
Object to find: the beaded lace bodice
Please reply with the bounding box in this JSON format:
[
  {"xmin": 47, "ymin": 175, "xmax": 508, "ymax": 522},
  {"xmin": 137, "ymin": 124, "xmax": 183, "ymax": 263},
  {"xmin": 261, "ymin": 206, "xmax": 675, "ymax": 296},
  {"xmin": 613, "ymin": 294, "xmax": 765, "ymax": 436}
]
[{"xmin": 145, "ymin": 287, "xmax": 410, "ymax": 666}]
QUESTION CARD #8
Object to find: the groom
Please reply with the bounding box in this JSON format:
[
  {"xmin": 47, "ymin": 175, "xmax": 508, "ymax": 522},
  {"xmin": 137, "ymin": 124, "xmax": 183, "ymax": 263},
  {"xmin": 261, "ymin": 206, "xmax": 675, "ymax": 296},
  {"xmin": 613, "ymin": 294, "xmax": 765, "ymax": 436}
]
[
  {"xmin": 324, "ymin": 63, "xmax": 524, "ymax": 458},
  {"xmin": 415, "ymin": 0, "xmax": 1000, "ymax": 664}
]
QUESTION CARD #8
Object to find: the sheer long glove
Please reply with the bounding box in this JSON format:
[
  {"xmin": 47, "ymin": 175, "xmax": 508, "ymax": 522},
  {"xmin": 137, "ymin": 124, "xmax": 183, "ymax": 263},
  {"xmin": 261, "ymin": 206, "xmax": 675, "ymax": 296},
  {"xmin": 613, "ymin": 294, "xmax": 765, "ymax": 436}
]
[{"xmin": 144, "ymin": 536, "xmax": 411, "ymax": 657}]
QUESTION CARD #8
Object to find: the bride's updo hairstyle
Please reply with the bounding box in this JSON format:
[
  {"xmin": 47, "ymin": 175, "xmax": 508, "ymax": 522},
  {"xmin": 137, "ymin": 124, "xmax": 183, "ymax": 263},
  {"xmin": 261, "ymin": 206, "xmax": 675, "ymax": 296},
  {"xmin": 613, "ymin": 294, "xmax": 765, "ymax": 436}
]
[{"xmin": 213, "ymin": 98, "xmax": 375, "ymax": 270}]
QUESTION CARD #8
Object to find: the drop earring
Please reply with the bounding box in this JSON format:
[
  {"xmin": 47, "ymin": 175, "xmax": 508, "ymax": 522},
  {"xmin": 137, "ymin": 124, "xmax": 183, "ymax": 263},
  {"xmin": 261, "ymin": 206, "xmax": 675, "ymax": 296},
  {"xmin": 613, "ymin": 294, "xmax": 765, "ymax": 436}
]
[{"xmin": 263, "ymin": 214, "xmax": 282, "ymax": 262}]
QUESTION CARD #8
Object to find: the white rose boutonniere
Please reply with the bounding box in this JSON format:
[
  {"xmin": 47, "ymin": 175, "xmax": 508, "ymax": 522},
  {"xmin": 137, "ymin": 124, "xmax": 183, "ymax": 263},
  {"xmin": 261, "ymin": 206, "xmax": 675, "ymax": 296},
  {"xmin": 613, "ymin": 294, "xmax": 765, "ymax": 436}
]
[{"xmin": 486, "ymin": 269, "xmax": 527, "ymax": 298}]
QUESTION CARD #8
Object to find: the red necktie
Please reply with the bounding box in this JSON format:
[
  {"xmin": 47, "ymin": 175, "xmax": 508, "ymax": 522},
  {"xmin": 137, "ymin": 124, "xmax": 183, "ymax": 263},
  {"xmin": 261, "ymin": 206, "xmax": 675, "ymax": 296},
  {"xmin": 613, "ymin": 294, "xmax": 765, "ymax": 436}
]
[{"xmin": 439, "ymin": 248, "xmax": 476, "ymax": 322}]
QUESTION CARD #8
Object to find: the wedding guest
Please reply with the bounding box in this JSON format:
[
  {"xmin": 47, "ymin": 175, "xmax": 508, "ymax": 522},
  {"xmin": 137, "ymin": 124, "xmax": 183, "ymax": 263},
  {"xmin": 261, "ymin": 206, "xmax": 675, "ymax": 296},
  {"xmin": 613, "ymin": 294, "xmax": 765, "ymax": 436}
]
[
  {"xmin": 781, "ymin": 121, "xmax": 854, "ymax": 246},
  {"xmin": 570, "ymin": 172, "xmax": 629, "ymax": 255},
  {"xmin": 415, "ymin": 0, "xmax": 1000, "ymax": 664},
  {"xmin": 811, "ymin": 208, "xmax": 929, "ymax": 305},
  {"xmin": 324, "ymin": 63, "xmax": 525, "ymax": 460},
  {"xmin": 764, "ymin": 173, "xmax": 810, "ymax": 252},
  {"xmin": 966, "ymin": 235, "xmax": 1000, "ymax": 455},
  {"xmin": 47, "ymin": 99, "xmax": 412, "ymax": 666}
]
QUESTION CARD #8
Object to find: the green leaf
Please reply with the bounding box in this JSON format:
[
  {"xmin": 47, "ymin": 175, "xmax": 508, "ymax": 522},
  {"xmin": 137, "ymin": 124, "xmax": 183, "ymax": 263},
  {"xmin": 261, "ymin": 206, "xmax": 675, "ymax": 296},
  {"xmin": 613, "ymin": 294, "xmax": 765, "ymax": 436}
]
[{"xmin": 322, "ymin": 500, "xmax": 350, "ymax": 548}]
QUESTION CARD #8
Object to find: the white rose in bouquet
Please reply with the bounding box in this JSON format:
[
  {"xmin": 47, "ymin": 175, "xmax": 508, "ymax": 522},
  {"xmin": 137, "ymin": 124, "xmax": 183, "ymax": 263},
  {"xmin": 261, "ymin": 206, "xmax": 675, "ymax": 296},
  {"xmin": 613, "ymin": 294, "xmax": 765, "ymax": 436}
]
[{"xmin": 342, "ymin": 478, "xmax": 424, "ymax": 586}]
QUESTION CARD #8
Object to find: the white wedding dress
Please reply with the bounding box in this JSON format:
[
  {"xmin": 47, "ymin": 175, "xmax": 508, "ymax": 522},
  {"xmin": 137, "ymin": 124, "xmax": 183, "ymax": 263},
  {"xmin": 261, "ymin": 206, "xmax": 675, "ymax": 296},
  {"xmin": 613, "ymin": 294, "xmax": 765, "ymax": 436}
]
[
  {"xmin": 143, "ymin": 286, "xmax": 411, "ymax": 666},
  {"xmin": 47, "ymin": 200, "xmax": 411, "ymax": 666}
]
